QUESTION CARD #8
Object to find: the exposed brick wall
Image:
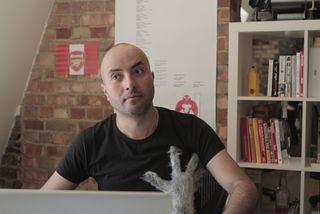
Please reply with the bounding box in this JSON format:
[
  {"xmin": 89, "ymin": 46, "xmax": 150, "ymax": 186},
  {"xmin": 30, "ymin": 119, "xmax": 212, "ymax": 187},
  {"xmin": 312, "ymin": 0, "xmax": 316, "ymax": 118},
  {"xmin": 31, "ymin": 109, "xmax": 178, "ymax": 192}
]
[
  {"xmin": 0, "ymin": 0, "xmax": 240, "ymax": 189},
  {"xmin": 20, "ymin": 0, "xmax": 115, "ymax": 189},
  {"xmin": 0, "ymin": 116, "xmax": 23, "ymax": 189},
  {"xmin": 216, "ymin": 0, "xmax": 240, "ymax": 144}
]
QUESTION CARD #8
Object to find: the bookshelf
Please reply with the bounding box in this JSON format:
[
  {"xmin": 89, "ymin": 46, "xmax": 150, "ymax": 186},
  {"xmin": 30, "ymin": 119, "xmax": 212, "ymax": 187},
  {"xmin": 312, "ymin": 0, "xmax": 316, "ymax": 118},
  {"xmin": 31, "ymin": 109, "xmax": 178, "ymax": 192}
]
[{"xmin": 228, "ymin": 20, "xmax": 320, "ymax": 213}]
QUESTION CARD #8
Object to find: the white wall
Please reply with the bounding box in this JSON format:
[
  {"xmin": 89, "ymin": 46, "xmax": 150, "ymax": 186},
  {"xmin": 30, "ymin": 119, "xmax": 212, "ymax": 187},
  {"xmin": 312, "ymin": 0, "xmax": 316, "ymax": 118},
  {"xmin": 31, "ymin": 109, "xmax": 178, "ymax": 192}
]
[{"xmin": 0, "ymin": 1, "xmax": 54, "ymax": 157}]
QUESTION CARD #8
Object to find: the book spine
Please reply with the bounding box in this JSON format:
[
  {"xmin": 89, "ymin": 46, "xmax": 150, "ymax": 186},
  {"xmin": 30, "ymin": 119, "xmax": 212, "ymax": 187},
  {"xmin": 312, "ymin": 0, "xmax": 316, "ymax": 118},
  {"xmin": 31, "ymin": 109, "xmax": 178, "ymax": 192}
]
[
  {"xmin": 274, "ymin": 119, "xmax": 283, "ymax": 164},
  {"xmin": 300, "ymin": 51, "xmax": 304, "ymax": 97},
  {"xmin": 263, "ymin": 122, "xmax": 272, "ymax": 164},
  {"xmin": 295, "ymin": 52, "xmax": 301, "ymax": 97},
  {"xmin": 285, "ymin": 55, "xmax": 292, "ymax": 97},
  {"xmin": 252, "ymin": 118, "xmax": 262, "ymax": 163},
  {"xmin": 257, "ymin": 118, "xmax": 267, "ymax": 163},
  {"xmin": 267, "ymin": 59, "xmax": 274, "ymax": 97},
  {"xmin": 278, "ymin": 55, "xmax": 286, "ymax": 97},
  {"xmin": 240, "ymin": 117, "xmax": 250, "ymax": 162},
  {"xmin": 291, "ymin": 55, "xmax": 296, "ymax": 98},
  {"xmin": 272, "ymin": 59, "xmax": 279, "ymax": 97},
  {"xmin": 248, "ymin": 118, "xmax": 256, "ymax": 163},
  {"xmin": 269, "ymin": 119, "xmax": 278, "ymax": 164}
]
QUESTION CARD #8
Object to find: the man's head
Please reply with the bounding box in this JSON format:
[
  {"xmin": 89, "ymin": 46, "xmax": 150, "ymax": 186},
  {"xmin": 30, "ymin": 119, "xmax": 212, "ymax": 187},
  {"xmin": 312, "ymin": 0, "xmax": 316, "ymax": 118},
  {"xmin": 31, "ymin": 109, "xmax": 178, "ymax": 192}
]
[{"xmin": 100, "ymin": 43, "xmax": 155, "ymax": 117}]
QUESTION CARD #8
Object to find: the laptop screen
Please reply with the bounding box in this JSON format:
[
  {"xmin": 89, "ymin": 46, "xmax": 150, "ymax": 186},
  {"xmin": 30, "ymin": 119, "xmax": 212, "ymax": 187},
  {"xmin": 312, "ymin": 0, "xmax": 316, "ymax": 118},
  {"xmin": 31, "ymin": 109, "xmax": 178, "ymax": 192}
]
[{"xmin": 0, "ymin": 189, "xmax": 171, "ymax": 214}]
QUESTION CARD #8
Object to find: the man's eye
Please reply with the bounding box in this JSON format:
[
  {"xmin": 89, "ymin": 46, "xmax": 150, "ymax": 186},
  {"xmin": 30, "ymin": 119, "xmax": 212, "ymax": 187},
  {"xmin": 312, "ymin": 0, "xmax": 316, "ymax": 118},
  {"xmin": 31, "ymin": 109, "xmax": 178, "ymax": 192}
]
[
  {"xmin": 111, "ymin": 74, "xmax": 120, "ymax": 80},
  {"xmin": 134, "ymin": 68, "xmax": 144, "ymax": 74}
]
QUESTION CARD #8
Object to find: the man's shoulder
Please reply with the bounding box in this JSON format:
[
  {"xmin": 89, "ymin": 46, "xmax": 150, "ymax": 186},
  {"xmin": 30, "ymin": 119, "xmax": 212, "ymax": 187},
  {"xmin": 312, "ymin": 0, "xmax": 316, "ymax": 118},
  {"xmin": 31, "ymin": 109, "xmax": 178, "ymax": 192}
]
[{"xmin": 81, "ymin": 113, "xmax": 115, "ymax": 136}]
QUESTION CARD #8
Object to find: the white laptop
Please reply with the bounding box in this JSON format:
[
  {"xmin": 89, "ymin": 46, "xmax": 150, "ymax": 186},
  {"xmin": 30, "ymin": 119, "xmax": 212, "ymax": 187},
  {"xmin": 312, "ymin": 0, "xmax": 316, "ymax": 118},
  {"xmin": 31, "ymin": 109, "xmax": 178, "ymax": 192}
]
[{"xmin": 0, "ymin": 189, "xmax": 171, "ymax": 214}]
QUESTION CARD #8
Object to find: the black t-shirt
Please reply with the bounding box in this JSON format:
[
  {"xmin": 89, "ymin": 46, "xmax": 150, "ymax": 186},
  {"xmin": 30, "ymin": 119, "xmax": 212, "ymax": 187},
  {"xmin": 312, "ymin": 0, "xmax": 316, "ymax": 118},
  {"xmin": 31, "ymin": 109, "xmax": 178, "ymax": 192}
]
[{"xmin": 57, "ymin": 107, "xmax": 225, "ymax": 190}]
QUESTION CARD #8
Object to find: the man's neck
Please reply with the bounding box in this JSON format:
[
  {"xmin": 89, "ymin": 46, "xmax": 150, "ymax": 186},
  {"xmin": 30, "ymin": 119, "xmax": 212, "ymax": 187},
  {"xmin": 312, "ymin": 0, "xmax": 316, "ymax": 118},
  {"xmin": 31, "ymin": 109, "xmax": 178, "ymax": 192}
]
[{"xmin": 115, "ymin": 107, "xmax": 159, "ymax": 140}]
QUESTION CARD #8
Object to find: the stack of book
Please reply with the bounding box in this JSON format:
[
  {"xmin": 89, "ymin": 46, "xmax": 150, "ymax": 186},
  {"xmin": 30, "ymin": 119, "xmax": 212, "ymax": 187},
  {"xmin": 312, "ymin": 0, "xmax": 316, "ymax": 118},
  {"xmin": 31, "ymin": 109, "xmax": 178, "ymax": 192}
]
[
  {"xmin": 240, "ymin": 116, "xmax": 289, "ymax": 164},
  {"xmin": 266, "ymin": 51, "xmax": 304, "ymax": 97}
]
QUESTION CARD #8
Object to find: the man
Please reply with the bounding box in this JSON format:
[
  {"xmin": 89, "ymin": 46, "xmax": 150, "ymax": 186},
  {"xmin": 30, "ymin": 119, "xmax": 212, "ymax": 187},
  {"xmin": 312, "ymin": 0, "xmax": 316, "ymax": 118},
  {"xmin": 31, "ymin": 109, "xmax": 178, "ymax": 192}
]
[{"xmin": 42, "ymin": 43, "xmax": 258, "ymax": 213}]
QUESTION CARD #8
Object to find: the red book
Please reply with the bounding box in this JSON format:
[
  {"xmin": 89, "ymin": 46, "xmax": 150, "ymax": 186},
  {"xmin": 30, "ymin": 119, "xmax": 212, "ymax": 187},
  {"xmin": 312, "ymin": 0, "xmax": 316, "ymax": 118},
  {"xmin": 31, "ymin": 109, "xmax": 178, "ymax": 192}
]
[
  {"xmin": 300, "ymin": 51, "xmax": 304, "ymax": 97},
  {"xmin": 269, "ymin": 119, "xmax": 279, "ymax": 164},
  {"xmin": 257, "ymin": 118, "xmax": 267, "ymax": 163},
  {"xmin": 240, "ymin": 117, "xmax": 250, "ymax": 162}
]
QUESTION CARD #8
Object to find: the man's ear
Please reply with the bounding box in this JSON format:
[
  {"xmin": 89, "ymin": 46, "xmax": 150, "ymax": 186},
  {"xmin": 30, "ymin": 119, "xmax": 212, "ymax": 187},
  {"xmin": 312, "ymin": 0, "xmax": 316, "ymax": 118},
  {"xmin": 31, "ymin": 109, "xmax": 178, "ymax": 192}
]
[{"xmin": 101, "ymin": 83, "xmax": 109, "ymax": 100}]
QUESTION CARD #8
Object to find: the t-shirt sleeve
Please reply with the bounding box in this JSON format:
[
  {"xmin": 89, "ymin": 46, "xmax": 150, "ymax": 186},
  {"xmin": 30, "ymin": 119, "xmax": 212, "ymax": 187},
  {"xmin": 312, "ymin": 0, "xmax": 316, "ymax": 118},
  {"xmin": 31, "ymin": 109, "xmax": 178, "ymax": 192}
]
[
  {"xmin": 56, "ymin": 132, "xmax": 90, "ymax": 183},
  {"xmin": 190, "ymin": 116, "xmax": 225, "ymax": 165}
]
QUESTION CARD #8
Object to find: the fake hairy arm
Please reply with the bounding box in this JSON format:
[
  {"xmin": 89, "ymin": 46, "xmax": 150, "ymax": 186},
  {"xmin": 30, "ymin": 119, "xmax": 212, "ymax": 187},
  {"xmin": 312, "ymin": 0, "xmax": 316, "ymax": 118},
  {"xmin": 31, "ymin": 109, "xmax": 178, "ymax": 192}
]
[{"xmin": 206, "ymin": 149, "xmax": 259, "ymax": 214}]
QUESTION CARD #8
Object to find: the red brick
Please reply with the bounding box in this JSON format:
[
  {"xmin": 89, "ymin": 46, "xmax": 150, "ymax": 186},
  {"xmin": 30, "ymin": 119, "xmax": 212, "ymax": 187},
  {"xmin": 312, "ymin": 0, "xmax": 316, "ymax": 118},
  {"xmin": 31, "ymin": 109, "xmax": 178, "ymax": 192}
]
[
  {"xmin": 24, "ymin": 95, "xmax": 45, "ymax": 106},
  {"xmin": 56, "ymin": 28, "xmax": 71, "ymax": 39},
  {"xmin": 90, "ymin": 27, "xmax": 107, "ymax": 38},
  {"xmin": 24, "ymin": 119, "xmax": 44, "ymax": 130},
  {"xmin": 30, "ymin": 68, "xmax": 43, "ymax": 80},
  {"xmin": 104, "ymin": 107, "xmax": 114, "ymax": 117},
  {"xmin": 21, "ymin": 156, "xmax": 35, "ymax": 168},
  {"xmin": 51, "ymin": 133, "xmax": 74, "ymax": 145},
  {"xmin": 27, "ymin": 81, "xmax": 38, "ymax": 92},
  {"xmin": 71, "ymin": 82, "xmax": 85, "ymax": 93},
  {"xmin": 54, "ymin": 81, "xmax": 70, "ymax": 93},
  {"xmin": 79, "ymin": 121, "xmax": 96, "ymax": 131},
  {"xmin": 71, "ymin": 2, "xmax": 88, "ymax": 13},
  {"xmin": 70, "ymin": 108, "xmax": 85, "ymax": 119},
  {"xmin": 218, "ymin": 0, "xmax": 230, "ymax": 7},
  {"xmin": 55, "ymin": 2, "xmax": 71, "ymax": 14},
  {"xmin": 23, "ymin": 131, "xmax": 39, "ymax": 144},
  {"xmin": 24, "ymin": 144, "xmax": 43, "ymax": 156},
  {"xmin": 23, "ymin": 106, "xmax": 38, "ymax": 118},
  {"xmin": 46, "ymin": 120, "xmax": 76, "ymax": 132},
  {"xmin": 88, "ymin": 2, "xmax": 105, "ymax": 13},
  {"xmin": 36, "ymin": 54, "xmax": 54, "ymax": 66},
  {"xmin": 37, "ymin": 157, "xmax": 59, "ymax": 169},
  {"xmin": 38, "ymin": 81, "xmax": 53, "ymax": 92},
  {"xmin": 43, "ymin": 28, "xmax": 56, "ymax": 41},
  {"xmin": 217, "ymin": 65, "xmax": 228, "ymax": 81},
  {"xmin": 87, "ymin": 108, "xmax": 103, "ymax": 120},
  {"xmin": 81, "ymin": 95, "xmax": 107, "ymax": 106},
  {"xmin": 216, "ymin": 109, "xmax": 227, "ymax": 124},
  {"xmin": 47, "ymin": 95, "xmax": 68, "ymax": 106},
  {"xmin": 39, "ymin": 132, "xmax": 53, "ymax": 144},
  {"xmin": 217, "ymin": 23, "xmax": 228, "ymax": 37},
  {"xmin": 217, "ymin": 37, "xmax": 228, "ymax": 51},
  {"xmin": 218, "ymin": 8, "xmax": 230, "ymax": 23},
  {"xmin": 87, "ymin": 82, "xmax": 102, "ymax": 93},
  {"xmin": 39, "ymin": 106, "xmax": 53, "ymax": 118},
  {"xmin": 217, "ymin": 52, "xmax": 228, "ymax": 65},
  {"xmin": 46, "ymin": 146, "xmax": 66, "ymax": 157}
]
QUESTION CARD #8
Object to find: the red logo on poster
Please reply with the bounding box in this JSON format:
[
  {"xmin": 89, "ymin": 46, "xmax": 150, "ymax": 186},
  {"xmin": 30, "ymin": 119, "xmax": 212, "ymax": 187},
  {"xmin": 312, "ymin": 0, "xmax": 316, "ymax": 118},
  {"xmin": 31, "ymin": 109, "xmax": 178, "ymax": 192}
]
[
  {"xmin": 69, "ymin": 51, "xmax": 85, "ymax": 72},
  {"xmin": 175, "ymin": 95, "xmax": 198, "ymax": 116}
]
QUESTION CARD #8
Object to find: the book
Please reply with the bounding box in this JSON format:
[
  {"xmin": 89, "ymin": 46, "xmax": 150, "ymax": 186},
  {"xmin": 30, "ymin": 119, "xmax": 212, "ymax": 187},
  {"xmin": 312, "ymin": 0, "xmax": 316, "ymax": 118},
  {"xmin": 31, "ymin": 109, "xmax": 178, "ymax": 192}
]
[
  {"xmin": 267, "ymin": 59, "xmax": 274, "ymax": 97},
  {"xmin": 240, "ymin": 117, "xmax": 250, "ymax": 162},
  {"xmin": 252, "ymin": 118, "xmax": 262, "ymax": 163},
  {"xmin": 285, "ymin": 55, "xmax": 292, "ymax": 97},
  {"xmin": 272, "ymin": 59, "xmax": 279, "ymax": 97},
  {"xmin": 300, "ymin": 51, "xmax": 304, "ymax": 97},
  {"xmin": 278, "ymin": 55, "xmax": 286, "ymax": 97},
  {"xmin": 291, "ymin": 55, "xmax": 296, "ymax": 98},
  {"xmin": 263, "ymin": 122, "xmax": 272, "ymax": 164},
  {"xmin": 248, "ymin": 118, "xmax": 257, "ymax": 163},
  {"xmin": 308, "ymin": 48, "xmax": 320, "ymax": 98},
  {"xmin": 274, "ymin": 119, "xmax": 283, "ymax": 164},
  {"xmin": 295, "ymin": 52, "xmax": 300, "ymax": 97},
  {"xmin": 257, "ymin": 118, "xmax": 267, "ymax": 163},
  {"xmin": 269, "ymin": 119, "xmax": 279, "ymax": 164}
]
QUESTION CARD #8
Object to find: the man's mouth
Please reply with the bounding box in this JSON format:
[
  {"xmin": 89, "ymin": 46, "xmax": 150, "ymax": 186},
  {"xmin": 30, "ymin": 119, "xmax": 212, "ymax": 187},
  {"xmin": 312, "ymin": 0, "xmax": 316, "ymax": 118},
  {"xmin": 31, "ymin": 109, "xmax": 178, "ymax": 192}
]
[{"xmin": 124, "ymin": 94, "xmax": 142, "ymax": 102}]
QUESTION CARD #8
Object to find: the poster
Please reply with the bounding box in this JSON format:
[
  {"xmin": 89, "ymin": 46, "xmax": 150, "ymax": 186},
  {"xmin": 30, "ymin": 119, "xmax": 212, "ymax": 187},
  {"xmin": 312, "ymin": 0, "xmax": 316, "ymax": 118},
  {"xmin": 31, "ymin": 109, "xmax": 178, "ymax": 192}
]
[{"xmin": 115, "ymin": 0, "xmax": 217, "ymax": 128}]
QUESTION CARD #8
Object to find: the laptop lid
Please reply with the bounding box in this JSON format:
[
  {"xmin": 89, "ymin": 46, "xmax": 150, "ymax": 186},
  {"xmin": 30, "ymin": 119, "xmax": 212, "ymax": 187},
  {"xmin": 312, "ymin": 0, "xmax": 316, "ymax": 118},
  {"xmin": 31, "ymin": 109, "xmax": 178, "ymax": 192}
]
[{"xmin": 0, "ymin": 189, "xmax": 171, "ymax": 214}]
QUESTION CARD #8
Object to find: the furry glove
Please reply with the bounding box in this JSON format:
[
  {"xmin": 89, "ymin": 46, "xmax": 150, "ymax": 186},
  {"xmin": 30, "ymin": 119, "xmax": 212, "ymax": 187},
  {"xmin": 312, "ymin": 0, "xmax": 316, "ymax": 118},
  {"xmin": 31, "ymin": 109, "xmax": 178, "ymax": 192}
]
[{"xmin": 142, "ymin": 146, "xmax": 204, "ymax": 214}]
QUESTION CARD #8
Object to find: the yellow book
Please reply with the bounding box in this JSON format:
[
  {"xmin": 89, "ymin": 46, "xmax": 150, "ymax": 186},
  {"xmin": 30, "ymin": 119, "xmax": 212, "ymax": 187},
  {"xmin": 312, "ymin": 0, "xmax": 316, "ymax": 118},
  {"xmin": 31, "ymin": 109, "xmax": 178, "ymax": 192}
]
[{"xmin": 252, "ymin": 118, "xmax": 261, "ymax": 163}]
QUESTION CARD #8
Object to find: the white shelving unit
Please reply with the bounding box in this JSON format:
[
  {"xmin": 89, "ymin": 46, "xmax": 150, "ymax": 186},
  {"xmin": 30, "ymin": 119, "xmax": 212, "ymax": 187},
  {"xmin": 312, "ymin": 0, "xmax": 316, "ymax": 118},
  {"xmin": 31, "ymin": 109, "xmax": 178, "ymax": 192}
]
[{"xmin": 227, "ymin": 20, "xmax": 320, "ymax": 213}]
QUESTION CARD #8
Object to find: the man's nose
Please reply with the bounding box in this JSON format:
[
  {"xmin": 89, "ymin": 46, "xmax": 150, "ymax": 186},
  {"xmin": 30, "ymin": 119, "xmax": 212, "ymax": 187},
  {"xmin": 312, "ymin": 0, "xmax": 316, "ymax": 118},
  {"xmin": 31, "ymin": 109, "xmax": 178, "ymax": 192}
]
[{"xmin": 123, "ymin": 75, "xmax": 135, "ymax": 91}]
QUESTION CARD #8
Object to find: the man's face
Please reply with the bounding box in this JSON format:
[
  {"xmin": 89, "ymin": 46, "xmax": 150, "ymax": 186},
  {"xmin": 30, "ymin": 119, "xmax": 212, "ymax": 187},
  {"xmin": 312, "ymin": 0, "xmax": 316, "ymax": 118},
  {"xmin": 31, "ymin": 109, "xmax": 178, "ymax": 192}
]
[{"xmin": 100, "ymin": 44, "xmax": 155, "ymax": 117}]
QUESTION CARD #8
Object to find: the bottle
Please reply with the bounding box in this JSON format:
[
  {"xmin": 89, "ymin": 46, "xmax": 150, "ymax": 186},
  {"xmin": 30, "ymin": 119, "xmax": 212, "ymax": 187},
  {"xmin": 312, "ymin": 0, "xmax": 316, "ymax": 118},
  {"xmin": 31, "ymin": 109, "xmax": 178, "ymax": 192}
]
[
  {"xmin": 280, "ymin": 101, "xmax": 292, "ymax": 160},
  {"xmin": 275, "ymin": 171, "xmax": 290, "ymax": 214},
  {"xmin": 248, "ymin": 66, "xmax": 260, "ymax": 96}
]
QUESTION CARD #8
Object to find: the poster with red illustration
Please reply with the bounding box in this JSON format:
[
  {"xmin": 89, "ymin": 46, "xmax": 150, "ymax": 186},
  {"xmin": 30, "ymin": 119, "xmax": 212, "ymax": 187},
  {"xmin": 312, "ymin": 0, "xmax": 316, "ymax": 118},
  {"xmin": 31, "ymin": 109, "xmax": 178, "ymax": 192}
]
[
  {"xmin": 56, "ymin": 43, "xmax": 99, "ymax": 75},
  {"xmin": 175, "ymin": 95, "xmax": 199, "ymax": 116}
]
